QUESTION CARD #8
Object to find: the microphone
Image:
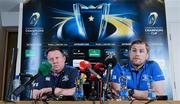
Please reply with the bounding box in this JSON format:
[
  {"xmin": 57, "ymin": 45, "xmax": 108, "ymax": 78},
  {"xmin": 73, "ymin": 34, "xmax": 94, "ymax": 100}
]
[
  {"xmin": 79, "ymin": 60, "xmax": 102, "ymax": 80},
  {"xmin": 93, "ymin": 63, "xmax": 105, "ymax": 79},
  {"xmin": 104, "ymin": 55, "xmax": 117, "ymax": 69},
  {"xmin": 12, "ymin": 61, "xmax": 52, "ymax": 96},
  {"xmin": 103, "ymin": 56, "xmax": 117, "ymax": 100},
  {"xmin": 94, "ymin": 63, "xmax": 105, "ymax": 72},
  {"xmin": 19, "ymin": 73, "xmax": 33, "ymax": 78}
]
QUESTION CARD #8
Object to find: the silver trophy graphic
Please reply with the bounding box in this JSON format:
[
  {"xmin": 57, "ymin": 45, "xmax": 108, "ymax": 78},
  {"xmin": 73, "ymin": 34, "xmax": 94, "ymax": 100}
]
[{"xmin": 73, "ymin": 3, "xmax": 110, "ymax": 42}]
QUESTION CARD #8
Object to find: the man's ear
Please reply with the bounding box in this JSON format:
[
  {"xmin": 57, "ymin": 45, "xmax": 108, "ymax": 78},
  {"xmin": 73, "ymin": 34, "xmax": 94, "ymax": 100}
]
[
  {"xmin": 146, "ymin": 54, "xmax": 149, "ymax": 60},
  {"xmin": 63, "ymin": 55, "xmax": 66, "ymax": 62},
  {"xmin": 129, "ymin": 50, "xmax": 131, "ymax": 56}
]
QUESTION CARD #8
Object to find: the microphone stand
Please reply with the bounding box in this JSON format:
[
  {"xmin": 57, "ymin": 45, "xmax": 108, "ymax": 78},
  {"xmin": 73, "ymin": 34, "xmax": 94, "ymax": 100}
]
[
  {"xmin": 89, "ymin": 81, "xmax": 97, "ymax": 100},
  {"xmin": 102, "ymin": 64, "xmax": 113, "ymax": 103},
  {"xmin": 12, "ymin": 74, "xmax": 39, "ymax": 96}
]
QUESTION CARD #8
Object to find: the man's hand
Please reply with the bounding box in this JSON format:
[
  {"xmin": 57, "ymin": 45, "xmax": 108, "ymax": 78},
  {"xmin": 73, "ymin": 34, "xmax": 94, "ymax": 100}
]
[
  {"xmin": 32, "ymin": 87, "xmax": 52, "ymax": 99},
  {"xmin": 54, "ymin": 87, "xmax": 76, "ymax": 96}
]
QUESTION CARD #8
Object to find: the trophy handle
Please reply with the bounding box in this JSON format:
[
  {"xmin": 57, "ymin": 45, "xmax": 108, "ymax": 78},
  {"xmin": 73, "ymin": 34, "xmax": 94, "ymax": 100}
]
[{"xmin": 73, "ymin": 3, "xmax": 87, "ymax": 40}]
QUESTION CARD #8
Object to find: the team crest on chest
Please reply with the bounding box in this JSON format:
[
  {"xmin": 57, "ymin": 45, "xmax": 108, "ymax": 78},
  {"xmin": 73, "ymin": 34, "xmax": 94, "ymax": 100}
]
[{"xmin": 142, "ymin": 74, "xmax": 149, "ymax": 81}]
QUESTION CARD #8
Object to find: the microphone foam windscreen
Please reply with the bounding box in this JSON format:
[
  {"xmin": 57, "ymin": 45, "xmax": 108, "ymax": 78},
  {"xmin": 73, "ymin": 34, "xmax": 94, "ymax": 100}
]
[
  {"xmin": 94, "ymin": 63, "xmax": 105, "ymax": 71},
  {"xmin": 104, "ymin": 55, "xmax": 117, "ymax": 68},
  {"xmin": 38, "ymin": 61, "xmax": 52, "ymax": 76},
  {"xmin": 79, "ymin": 60, "xmax": 92, "ymax": 72}
]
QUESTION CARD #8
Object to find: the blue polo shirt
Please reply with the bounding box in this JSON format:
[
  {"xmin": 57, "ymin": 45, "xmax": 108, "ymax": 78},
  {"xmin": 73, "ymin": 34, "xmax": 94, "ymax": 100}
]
[
  {"xmin": 111, "ymin": 61, "xmax": 165, "ymax": 90},
  {"xmin": 33, "ymin": 65, "xmax": 78, "ymax": 89}
]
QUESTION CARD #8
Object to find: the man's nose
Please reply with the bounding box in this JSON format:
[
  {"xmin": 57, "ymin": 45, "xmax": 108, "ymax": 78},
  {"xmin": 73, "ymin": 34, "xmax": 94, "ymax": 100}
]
[
  {"xmin": 52, "ymin": 59, "xmax": 58, "ymax": 64},
  {"xmin": 135, "ymin": 51, "xmax": 141, "ymax": 55}
]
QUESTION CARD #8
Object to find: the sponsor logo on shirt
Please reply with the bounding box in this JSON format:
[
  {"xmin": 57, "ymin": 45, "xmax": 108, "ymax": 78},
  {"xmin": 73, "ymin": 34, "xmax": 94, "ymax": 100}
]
[
  {"xmin": 33, "ymin": 83, "xmax": 39, "ymax": 87},
  {"xmin": 62, "ymin": 75, "xmax": 69, "ymax": 81},
  {"xmin": 45, "ymin": 77, "xmax": 51, "ymax": 81},
  {"xmin": 126, "ymin": 75, "xmax": 131, "ymax": 80},
  {"xmin": 112, "ymin": 75, "xmax": 117, "ymax": 80},
  {"xmin": 142, "ymin": 74, "xmax": 149, "ymax": 81}
]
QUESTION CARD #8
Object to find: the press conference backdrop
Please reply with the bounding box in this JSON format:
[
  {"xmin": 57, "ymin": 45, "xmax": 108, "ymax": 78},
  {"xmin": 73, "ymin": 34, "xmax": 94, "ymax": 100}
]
[{"xmin": 17, "ymin": 0, "xmax": 172, "ymax": 100}]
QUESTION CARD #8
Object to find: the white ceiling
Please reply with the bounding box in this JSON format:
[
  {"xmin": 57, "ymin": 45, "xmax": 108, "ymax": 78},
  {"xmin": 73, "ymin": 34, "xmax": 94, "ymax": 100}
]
[
  {"xmin": 0, "ymin": 0, "xmax": 179, "ymax": 11},
  {"xmin": 0, "ymin": 0, "xmax": 20, "ymax": 12},
  {"xmin": 0, "ymin": 0, "xmax": 179, "ymax": 12}
]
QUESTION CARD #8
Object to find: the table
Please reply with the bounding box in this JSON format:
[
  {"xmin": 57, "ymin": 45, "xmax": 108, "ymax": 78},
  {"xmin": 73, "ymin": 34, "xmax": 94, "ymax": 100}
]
[{"xmin": 1, "ymin": 101, "xmax": 180, "ymax": 104}]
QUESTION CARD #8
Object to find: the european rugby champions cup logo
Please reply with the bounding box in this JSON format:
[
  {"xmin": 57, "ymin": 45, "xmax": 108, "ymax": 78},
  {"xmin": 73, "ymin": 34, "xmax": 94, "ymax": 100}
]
[
  {"xmin": 26, "ymin": 12, "xmax": 44, "ymax": 33},
  {"xmin": 148, "ymin": 12, "xmax": 158, "ymax": 26},
  {"xmin": 29, "ymin": 12, "xmax": 40, "ymax": 26},
  {"xmin": 73, "ymin": 3, "xmax": 110, "ymax": 42}
]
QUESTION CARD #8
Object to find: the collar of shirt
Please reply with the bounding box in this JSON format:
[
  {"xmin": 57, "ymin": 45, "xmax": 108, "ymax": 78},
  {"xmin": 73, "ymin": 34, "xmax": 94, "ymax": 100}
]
[
  {"xmin": 51, "ymin": 69, "xmax": 65, "ymax": 77},
  {"xmin": 128, "ymin": 61, "xmax": 146, "ymax": 72}
]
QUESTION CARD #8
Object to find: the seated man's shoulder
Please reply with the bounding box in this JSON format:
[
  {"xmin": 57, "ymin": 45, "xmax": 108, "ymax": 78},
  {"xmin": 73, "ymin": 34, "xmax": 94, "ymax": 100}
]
[
  {"xmin": 146, "ymin": 60, "xmax": 158, "ymax": 65},
  {"xmin": 64, "ymin": 65, "xmax": 78, "ymax": 73},
  {"xmin": 146, "ymin": 60, "xmax": 161, "ymax": 69},
  {"xmin": 121, "ymin": 63, "xmax": 130, "ymax": 69},
  {"xmin": 65, "ymin": 65, "xmax": 75, "ymax": 69},
  {"xmin": 116, "ymin": 63, "xmax": 129, "ymax": 72}
]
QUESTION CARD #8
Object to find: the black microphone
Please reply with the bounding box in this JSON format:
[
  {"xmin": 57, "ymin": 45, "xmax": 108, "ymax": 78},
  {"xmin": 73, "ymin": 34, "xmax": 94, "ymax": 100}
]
[
  {"xmin": 104, "ymin": 55, "xmax": 117, "ymax": 69},
  {"xmin": 103, "ymin": 55, "xmax": 117, "ymax": 100},
  {"xmin": 19, "ymin": 73, "xmax": 33, "ymax": 78},
  {"xmin": 12, "ymin": 61, "xmax": 52, "ymax": 96},
  {"xmin": 80, "ymin": 60, "xmax": 102, "ymax": 80}
]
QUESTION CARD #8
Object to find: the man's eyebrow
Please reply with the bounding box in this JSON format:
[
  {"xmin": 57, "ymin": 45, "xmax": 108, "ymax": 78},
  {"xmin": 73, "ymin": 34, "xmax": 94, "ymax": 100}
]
[{"xmin": 131, "ymin": 47, "xmax": 137, "ymax": 49}]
